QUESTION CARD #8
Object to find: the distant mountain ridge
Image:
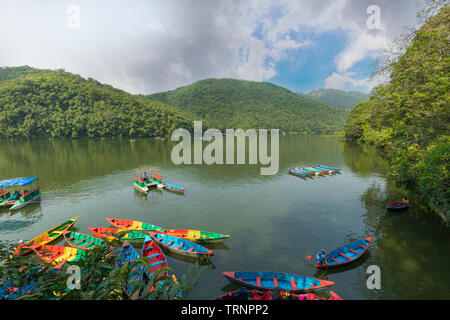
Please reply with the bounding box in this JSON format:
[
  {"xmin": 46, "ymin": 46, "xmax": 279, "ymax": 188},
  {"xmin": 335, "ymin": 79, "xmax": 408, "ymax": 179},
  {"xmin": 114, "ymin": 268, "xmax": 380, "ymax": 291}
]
[
  {"xmin": 305, "ymin": 88, "xmax": 370, "ymax": 109},
  {"xmin": 147, "ymin": 78, "xmax": 348, "ymax": 135}
]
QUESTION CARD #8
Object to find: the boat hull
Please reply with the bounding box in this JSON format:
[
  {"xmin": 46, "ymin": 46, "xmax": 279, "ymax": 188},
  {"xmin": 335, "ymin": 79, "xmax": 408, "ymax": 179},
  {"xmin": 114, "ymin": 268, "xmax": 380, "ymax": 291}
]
[
  {"xmin": 222, "ymin": 271, "xmax": 334, "ymax": 294},
  {"xmin": 13, "ymin": 217, "xmax": 79, "ymax": 256}
]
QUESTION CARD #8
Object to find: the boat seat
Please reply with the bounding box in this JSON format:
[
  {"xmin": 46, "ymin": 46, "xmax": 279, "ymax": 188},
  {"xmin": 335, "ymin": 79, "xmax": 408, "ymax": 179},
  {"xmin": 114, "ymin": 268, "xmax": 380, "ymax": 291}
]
[
  {"xmin": 360, "ymin": 244, "xmax": 367, "ymax": 249},
  {"xmin": 144, "ymin": 246, "xmax": 154, "ymax": 251},
  {"xmin": 330, "ymin": 257, "xmax": 340, "ymax": 264},
  {"xmin": 146, "ymin": 253, "xmax": 160, "ymax": 259},
  {"xmin": 166, "ymin": 240, "xmax": 174, "ymax": 246},
  {"xmin": 73, "ymin": 239, "xmax": 85, "ymax": 245},
  {"xmin": 149, "ymin": 260, "xmax": 164, "ymax": 267},
  {"xmin": 187, "ymin": 247, "xmax": 194, "ymax": 253},
  {"xmin": 273, "ymin": 277, "xmax": 278, "ymax": 288},
  {"xmin": 338, "ymin": 252, "xmax": 353, "ymax": 260},
  {"xmin": 348, "ymin": 248, "xmax": 360, "ymax": 255},
  {"xmin": 175, "ymin": 243, "xmax": 184, "ymax": 250},
  {"xmin": 290, "ymin": 278, "xmax": 297, "ymax": 290},
  {"xmin": 256, "ymin": 276, "xmax": 261, "ymax": 287},
  {"xmin": 81, "ymin": 241, "xmax": 95, "ymax": 248}
]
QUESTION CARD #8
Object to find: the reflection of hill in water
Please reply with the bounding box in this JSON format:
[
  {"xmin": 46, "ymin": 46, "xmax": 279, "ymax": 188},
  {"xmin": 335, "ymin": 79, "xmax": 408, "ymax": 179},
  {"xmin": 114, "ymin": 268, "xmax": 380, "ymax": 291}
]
[
  {"xmin": 0, "ymin": 136, "xmax": 347, "ymax": 189},
  {"xmin": 357, "ymin": 181, "xmax": 450, "ymax": 300},
  {"xmin": 343, "ymin": 142, "xmax": 390, "ymax": 177}
]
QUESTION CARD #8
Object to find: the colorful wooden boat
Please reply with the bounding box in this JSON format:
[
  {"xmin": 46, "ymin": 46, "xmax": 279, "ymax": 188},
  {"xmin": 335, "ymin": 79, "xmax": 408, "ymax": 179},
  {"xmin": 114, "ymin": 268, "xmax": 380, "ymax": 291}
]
[
  {"xmin": 107, "ymin": 218, "xmax": 230, "ymax": 243},
  {"xmin": 62, "ymin": 230, "xmax": 107, "ymax": 250},
  {"xmin": 299, "ymin": 166, "xmax": 327, "ymax": 176},
  {"xmin": 133, "ymin": 176, "xmax": 149, "ymax": 194},
  {"xmin": 288, "ymin": 168, "xmax": 312, "ymax": 177},
  {"xmin": 148, "ymin": 232, "xmax": 215, "ymax": 258},
  {"xmin": 386, "ymin": 202, "xmax": 409, "ymax": 211},
  {"xmin": 12, "ymin": 216, "xmax": 79, "ymax": 256},
  {"xmin": 314, "ymin": 164, "xmax": 343, "ymax": 171},
  {"xmin": 106, "ymin": 217, "xmax": 163, "ymax": 231},
  {"xmin": 164, "ymin": 182, "xmax": 185, "ymax": 193},
  {"xmin": 222, "ymin": 271, "xmax": 334, "ymax": 293},
  {"xmin": 88, "ymin": 227, "xmax": 147, "ymax": 243},
  {"xmin": 117, "ymin": 241, "xmax": 147, "ymax": 297},
  {"xmin": 31, "ymin": 244, "xmax": 87, "ymax": 265},
  {"xmin": 142, "ymin": 235, "xmax": 168, "ymax": 281},
  {"xmin": 315, "ymin": 237, "xmax": 372, "ymax": 269}
]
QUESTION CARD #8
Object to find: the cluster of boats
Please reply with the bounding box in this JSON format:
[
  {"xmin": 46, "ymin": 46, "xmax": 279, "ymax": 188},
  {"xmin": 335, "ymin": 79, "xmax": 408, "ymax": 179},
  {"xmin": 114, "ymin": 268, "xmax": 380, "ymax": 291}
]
[
  {"xmin": 288, "ymin": 164, "xmax": 342, "ymax": 177},
  {"xmin": 0, "ymin": 210, "xmax": 373, "ymax": 300},
  {"xmin": 0, "ymin": 216, "xmax": 230, "ymax": 299},
  {"xmin": 0, "ymin": 177, "xmax": 41, "ymax": 211},
  {"xmin": 133, "ymin": 172, "xmax": 185, "ymax": 194}
]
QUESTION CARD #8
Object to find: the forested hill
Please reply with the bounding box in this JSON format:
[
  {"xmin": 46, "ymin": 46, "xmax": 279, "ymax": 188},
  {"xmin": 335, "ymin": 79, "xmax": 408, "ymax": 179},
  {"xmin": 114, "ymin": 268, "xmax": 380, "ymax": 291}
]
[
  {"xmin": 146, "ymin": 79, "xmax": 348, "ymax": 134},
  {"xmin": 344, "ymin": 6, "xmax": 449, "ymax": 221},
  {"xmin": 0, "ymin": 68, "xmax": 195, "ymax": 139},
  {"xmin": 306, "ymin": 89, "xmax": 370, "ymax": 109}
]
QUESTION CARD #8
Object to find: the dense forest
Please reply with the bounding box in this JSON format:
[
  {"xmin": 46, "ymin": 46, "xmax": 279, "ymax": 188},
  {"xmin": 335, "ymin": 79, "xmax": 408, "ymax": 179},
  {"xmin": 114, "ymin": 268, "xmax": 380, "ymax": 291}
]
[
  {"xmin": 147, "ymin": 79, "xmax": 348, "ymax": 135},
  {"xmin": 306, "ymin": 89, "xmax": 370, "ymax": 109},
  {"xmin": 344, "ymin": 6, "xmax": 449, "ymax": 221},
  {"xmin": 0, "ymin": 68, "xmax": 195, "ymax": 139}
]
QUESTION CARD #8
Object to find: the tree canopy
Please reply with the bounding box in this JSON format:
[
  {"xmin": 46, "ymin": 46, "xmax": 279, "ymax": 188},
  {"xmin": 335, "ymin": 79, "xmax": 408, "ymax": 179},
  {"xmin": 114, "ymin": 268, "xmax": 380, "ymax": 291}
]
[
  {"xmin": 147, "ymin": 78, "xmax": 348, "ymax": 135},
  {"xmin": 343, "ymin": 6, "xmax": 450, "ymax": 220}
]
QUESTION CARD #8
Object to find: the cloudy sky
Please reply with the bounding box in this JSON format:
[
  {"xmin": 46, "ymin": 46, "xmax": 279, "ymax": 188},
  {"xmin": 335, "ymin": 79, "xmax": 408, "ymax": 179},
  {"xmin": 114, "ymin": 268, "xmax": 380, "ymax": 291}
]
[{"xmin": 0, "ymin": 0, "xmax": 424, "ymax": 94}]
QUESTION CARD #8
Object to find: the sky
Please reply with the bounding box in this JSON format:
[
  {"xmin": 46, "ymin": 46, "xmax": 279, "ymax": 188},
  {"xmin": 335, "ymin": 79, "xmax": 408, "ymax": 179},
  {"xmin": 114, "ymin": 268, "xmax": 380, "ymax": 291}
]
[{"xmin": 0, "ymin": 0, "xmax": 425, "ymax": 94}]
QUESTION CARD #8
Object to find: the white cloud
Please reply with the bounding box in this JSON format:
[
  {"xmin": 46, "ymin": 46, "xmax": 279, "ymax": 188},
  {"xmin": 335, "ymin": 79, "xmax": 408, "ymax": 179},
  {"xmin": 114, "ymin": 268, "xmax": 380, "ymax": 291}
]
[{"xmin": 0, "ymin": 0, "xmax": 420, "ymax": 94}]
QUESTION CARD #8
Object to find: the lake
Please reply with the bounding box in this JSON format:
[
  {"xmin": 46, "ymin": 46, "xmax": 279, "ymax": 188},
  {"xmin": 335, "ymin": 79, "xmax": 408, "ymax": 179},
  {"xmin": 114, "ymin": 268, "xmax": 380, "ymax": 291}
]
[{"xmin": 0, "ymin": 136, "xmax": 449, "ymax": 299}]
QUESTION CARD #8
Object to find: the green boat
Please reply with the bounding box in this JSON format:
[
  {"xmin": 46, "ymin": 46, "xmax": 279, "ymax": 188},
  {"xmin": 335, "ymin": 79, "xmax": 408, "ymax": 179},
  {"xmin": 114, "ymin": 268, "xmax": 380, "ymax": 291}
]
[
  {"xmin": 133, "ymin": 176, "xmax": 149, "ymax": 193},
  {"xmin": 62, "ymin": 231, "xmax": 107, "ymax": 250},
  {"xmin": 149, "ymin": 173, "xmax": 165, "ymax": 189},
  {"xmin": 0, "ymin": 177, "xmax": 41, "ymax": 210},
  {"xmin": 88, "ymin": 227, "xmax": 147, "ymax": 243}
]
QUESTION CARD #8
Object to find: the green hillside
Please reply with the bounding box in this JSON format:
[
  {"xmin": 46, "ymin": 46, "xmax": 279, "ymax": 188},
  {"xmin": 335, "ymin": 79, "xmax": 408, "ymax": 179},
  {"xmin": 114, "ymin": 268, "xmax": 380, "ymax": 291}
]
[
  {"xmin": 0, "ymin": 67, "xmax": 194, "ymax": 139},
  {"xmin": 306, "ymin": 89, "xmax": 370, "ymax": 109},
  {"xmin": 0, "ymin": 66, "xmax": 52, "ymax": 81},
  {"xmin": 344, "ymin": 6, "xmax": 450, "ymax": 221},
  {"xmin": 147, "ymin": 79, "xmax": 348, "ymax": 134}
]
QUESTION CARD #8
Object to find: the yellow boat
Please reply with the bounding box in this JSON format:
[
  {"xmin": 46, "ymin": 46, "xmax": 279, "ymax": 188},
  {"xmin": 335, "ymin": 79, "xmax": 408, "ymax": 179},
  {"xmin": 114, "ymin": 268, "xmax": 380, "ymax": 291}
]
[{"xmin": 12, "ymin": 217, "xmax": 79, "ymax": 256}]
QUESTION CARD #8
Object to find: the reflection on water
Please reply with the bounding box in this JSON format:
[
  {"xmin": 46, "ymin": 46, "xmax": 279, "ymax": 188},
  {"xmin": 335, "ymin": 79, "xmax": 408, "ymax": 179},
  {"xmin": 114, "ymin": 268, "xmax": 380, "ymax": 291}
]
[{"xmin": 0, "ymin": 136, "xmax": 449, "ymax": 300}]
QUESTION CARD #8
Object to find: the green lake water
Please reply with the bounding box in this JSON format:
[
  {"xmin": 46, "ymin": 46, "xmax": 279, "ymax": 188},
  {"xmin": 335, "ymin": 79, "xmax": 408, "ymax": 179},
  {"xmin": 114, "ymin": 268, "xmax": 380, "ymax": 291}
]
[{"xmin": 0, "ymin": 136, "xmax": 449, "ymax": 299}]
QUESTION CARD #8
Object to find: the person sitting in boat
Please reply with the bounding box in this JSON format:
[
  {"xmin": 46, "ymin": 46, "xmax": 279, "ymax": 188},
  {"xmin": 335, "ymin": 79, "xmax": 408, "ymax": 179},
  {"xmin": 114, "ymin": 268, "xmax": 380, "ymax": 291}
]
[
  {"xmin": 316, "ymin": 249, "xmax": 328, "ymax": 265},
  {"xmin": 402, "ymin": 197, "xmax": 409, "ymax": 205},
  {"xmin": 142, "ymin": 172, "xmax": 148, "ymax": 182}
]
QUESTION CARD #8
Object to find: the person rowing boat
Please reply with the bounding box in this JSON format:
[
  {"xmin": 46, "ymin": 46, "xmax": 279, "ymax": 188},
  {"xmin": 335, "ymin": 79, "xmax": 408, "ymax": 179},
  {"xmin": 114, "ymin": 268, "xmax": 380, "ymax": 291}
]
[{"xmin": 315, "ymin": 249, "xmax": 328, "ymax": 265}]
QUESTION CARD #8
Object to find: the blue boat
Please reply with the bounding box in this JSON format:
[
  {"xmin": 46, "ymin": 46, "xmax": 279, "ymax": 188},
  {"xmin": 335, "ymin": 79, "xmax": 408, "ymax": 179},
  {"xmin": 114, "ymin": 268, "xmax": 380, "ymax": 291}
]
[
  {"xmin": 314, "ymin": 164, "xmax": 343, "ymax": 171},
  {"xmin": 222, "ymin": 271, "xmax": 334, "ymax": 293},
  {"xmin": 164, "ymin": 182, "xmax": 185, "ymax": 193},
  {"xmin": 288, "ymin": 168, "xmax": 312, "ymax": 177},
  {"xmin": 386, "ymin": 202, "xmax": 409, "ymax": 211},
  {"xmin": 148, "ymin": 232, "xmax": 215, "ymax": 258},
  {"xmin": 117, "ymin": 241, "xmax": 148, "ymax": 298},
  {"xmin": 315, "ymin": 237, "xmax": 372, "ymax": 269}
]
